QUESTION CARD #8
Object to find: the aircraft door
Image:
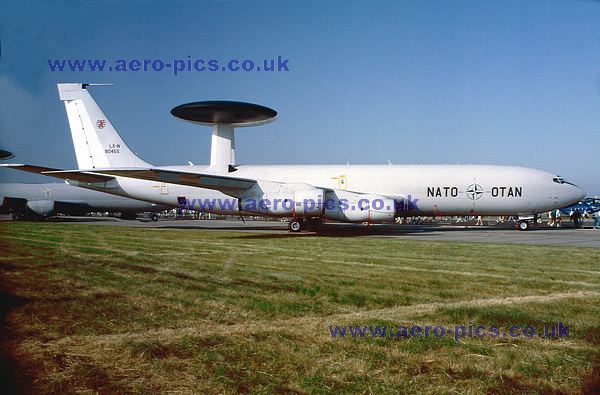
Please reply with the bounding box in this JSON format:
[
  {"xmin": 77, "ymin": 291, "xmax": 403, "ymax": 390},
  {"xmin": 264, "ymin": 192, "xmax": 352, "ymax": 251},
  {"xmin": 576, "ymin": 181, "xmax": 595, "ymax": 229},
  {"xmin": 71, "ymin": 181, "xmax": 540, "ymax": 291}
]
[{"xmin": 160, "ymin": 182, "xmax": 169, "ymax": 195}]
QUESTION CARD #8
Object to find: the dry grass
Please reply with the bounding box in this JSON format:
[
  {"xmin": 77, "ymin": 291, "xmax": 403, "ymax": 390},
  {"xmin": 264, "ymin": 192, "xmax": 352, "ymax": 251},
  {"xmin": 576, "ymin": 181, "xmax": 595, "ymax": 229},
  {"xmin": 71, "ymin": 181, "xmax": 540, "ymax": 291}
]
[{"xmin": 0, "ymin": 222, "xmax": 599, "ymax": 394}]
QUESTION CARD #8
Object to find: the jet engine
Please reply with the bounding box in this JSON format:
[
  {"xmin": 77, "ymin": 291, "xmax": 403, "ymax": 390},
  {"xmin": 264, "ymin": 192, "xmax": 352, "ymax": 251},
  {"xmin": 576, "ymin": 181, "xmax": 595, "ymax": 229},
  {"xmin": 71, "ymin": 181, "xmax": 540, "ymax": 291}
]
[
  {"xmin": 323, "ymin": 190, "xmax": 396, "ymax": 223},
  {"xmin": 239, "ymin": 187, "xmax": 324, "ymax": 216},
  {"xmin": 26, "ymin": 200, "xmax": 55, "ymax": 216}
]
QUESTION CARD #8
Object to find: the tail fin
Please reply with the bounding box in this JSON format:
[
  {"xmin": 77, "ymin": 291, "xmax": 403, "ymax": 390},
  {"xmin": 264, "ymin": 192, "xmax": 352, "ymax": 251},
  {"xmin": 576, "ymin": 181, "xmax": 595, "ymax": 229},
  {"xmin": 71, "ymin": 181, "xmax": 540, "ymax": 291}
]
[{"xmin": 57, "ymin": 83, "xmax": 151, "ymax": 169}]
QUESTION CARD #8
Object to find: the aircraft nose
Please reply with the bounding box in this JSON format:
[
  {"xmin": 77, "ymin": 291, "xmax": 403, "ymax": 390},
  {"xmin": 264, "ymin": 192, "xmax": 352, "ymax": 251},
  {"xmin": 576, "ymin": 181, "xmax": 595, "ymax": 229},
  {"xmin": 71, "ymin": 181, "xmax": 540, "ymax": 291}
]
[
  {"xmin": 574, "ymin": 186, "xmax": 586, "ymax": 201},
  {"xmin": 568, "ymin": 184, "xmax": 586, "ymax": 205}
]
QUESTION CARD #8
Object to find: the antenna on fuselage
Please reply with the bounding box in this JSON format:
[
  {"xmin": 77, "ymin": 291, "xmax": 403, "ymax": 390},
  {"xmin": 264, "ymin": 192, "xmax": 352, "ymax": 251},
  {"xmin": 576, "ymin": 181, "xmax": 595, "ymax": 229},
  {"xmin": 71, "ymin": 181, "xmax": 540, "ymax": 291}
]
[{"xmin": 170, "ymin": 101, "xmax": 277, "ymax": 173}]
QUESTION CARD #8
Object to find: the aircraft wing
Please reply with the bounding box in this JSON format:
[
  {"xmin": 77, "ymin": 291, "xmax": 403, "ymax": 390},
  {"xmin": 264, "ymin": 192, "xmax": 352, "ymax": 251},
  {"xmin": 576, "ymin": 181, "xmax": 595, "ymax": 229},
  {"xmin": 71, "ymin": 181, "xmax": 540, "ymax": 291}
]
[
  {"xmin": 54, "ymin": 168, "xmax": 405, "ymax": 203},
  {"xmin": 0, "ymin": 164, "xmax": 115, "ymax": 183},
  {"xmin": 47, "ymin": 168, "xmax": 257, "ymax": 195}
]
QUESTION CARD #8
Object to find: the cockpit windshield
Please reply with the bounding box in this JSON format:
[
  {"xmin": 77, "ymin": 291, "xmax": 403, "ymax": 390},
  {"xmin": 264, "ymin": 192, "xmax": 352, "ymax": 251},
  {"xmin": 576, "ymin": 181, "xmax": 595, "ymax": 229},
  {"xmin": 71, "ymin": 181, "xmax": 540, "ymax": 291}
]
[{"xmin": 552, "ymin": 175, "xmax": 579, "ymax": 187}]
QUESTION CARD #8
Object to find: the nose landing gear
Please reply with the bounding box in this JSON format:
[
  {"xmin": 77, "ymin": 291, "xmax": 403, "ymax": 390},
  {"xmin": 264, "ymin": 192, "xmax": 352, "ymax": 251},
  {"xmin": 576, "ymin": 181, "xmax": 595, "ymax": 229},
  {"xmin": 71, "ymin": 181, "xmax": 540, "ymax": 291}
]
[
  {"xmin": 518, "ymin": 220, "xmax": 529, "ymax": 231},
  {"xmin": 517, "ymin": 214, "xmax": 539, "ymax": 231}
]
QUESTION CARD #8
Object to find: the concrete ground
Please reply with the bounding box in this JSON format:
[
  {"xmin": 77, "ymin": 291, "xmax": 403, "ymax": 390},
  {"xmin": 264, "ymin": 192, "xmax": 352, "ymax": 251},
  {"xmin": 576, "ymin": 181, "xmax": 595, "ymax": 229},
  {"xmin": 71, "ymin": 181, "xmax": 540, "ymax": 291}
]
[{"xmin": 3, "ymin": 215, "xmax": 598, "ymax": 248}]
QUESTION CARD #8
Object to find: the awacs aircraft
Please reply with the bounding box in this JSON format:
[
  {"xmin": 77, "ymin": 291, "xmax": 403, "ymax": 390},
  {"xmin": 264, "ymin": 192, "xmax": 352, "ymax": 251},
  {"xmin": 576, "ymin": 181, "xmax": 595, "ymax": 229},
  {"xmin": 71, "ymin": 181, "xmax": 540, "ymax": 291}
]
[
  {"xmin": 1, "ymin": 83, "xmax": 585, "ymax": 231},
  {"xmin": 0, "ymin": 182, "xmax": 169, "ymax": 220}
]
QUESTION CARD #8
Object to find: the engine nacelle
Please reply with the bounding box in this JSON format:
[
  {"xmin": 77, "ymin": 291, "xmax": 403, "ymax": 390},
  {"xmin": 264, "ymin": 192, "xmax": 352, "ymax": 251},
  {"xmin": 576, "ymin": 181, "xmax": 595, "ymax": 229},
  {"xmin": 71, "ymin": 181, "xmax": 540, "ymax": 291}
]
[
  {"xmin": 323, "ymin": 190, "xmax": 396, "ymax": 223},
  {"xmin": 239, "ymin": 187, "xmax": 324, "ymax": 217},
  {"xmin": 26, "ymin": 200, "xmax": 55, "ymax": 216}
]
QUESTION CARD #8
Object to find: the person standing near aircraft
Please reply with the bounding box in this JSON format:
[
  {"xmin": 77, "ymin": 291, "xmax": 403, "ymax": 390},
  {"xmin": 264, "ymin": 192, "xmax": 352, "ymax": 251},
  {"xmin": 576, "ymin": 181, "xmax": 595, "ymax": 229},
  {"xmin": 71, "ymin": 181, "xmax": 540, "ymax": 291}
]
[
  {"xmin": 594, "ymin": 210, "xmax": 600, "ymax": 229},
  {"xmin": 555, "ymin": 209, "xmax": 562, "ymax": 227},
  {"xmin": 548, "ymin": 210, "xmax": 555, "ymax": 227},
  {"xmin": 572, "ymin": 210, "xmax": 582, "ymax": 228}
]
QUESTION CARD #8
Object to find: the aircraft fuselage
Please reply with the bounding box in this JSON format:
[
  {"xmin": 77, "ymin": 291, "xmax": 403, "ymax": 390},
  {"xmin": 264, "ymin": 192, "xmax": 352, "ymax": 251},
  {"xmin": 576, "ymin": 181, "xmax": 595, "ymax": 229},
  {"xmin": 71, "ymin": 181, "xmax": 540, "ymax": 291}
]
[{"xmin": 70, "ymin": 164, "xmax": 584, "ymax": 217}]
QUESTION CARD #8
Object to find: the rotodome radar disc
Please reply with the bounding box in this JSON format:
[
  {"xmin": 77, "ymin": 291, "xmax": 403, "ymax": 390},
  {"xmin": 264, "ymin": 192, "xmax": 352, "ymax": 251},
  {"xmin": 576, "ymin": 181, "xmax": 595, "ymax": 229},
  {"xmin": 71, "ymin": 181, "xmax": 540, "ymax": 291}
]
[{"xmin": 170, "ymin": 101, "xmax": 277, "ymax": 127}]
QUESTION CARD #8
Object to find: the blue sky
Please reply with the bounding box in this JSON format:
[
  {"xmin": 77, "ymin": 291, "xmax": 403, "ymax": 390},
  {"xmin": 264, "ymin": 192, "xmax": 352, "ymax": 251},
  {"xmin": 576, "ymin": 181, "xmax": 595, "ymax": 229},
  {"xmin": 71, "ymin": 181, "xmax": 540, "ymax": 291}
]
[{"xmin": 1, "ymin": 0, "xmax": 599, "ymax": 195}]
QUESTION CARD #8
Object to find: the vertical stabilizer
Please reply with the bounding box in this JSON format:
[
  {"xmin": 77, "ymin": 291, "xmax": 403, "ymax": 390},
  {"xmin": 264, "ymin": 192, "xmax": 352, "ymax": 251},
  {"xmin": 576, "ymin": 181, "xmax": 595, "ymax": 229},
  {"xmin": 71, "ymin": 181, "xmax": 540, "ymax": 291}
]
[{"xmin": 57, "ymin": 83, "xmax": 151, "ymax": 169}]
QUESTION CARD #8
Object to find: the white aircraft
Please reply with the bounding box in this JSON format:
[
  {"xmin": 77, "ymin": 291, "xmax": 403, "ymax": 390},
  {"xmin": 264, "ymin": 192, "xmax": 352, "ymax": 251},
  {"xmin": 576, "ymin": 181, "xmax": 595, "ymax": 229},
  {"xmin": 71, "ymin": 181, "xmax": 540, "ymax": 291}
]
[
  {"xmin": 0, "ymin": 182, "xmax": 169, "ymax": 220},
  {"xmin": 2, "ymin": 83, "xmax": 585, "ymax": 231}
]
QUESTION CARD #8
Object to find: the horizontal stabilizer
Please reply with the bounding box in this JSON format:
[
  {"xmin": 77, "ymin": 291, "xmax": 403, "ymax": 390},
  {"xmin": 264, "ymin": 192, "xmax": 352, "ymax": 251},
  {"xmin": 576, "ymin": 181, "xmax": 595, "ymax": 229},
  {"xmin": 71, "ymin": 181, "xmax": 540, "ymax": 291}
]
[{"xmin": 1, "ymin": 164, "xmax": 115, "ymax": 183}]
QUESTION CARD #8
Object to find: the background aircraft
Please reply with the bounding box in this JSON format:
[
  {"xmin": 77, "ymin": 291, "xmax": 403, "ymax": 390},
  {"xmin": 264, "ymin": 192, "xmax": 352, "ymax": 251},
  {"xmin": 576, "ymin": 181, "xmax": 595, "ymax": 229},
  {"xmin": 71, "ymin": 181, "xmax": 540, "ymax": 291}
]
[
  {"xmin": 560, "ymin": 197, "xmax": 600, "ymax": 216},
  {"xmin": 0, "ymin": 182, "xmax": 169, "ymax": 220},
  {"xmin": 1, "ymin": 83, "xmax": 586, "ymax": 231},
  {"xmin": 0, "ymin": 149, "xmax": 14, "ymax": 160}
]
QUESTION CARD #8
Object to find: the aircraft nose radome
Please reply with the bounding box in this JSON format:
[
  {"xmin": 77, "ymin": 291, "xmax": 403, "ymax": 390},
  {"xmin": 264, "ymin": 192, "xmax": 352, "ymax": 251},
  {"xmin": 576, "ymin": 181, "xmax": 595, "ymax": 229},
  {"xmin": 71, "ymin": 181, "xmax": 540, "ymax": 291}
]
[
  {"xmin": 575, "ymin": 186, "xmax": 586, "ymax": 201},
  {"xmin": 566, "ymin": 184, "xmax": 586, "ymax": 205}
]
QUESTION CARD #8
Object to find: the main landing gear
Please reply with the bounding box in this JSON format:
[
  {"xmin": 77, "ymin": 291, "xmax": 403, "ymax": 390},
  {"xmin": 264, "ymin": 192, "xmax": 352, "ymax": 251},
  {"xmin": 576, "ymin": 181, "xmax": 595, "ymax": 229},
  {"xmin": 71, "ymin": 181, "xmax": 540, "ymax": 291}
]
[
  {"xmin": 288, "ymin": 218, "xmax": 322, "ymax": 232},
  {"xmin": 289, "ymin": 218, "xmax": 303, "ymax": 232}
]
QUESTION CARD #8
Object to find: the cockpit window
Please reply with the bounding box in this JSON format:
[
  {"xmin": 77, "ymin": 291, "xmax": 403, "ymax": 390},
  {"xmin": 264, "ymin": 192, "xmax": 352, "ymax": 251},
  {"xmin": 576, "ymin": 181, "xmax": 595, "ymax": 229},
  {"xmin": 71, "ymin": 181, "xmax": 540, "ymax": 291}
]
[{"xmin": 552, "ymin": 175, "xmax": 579, "ymax": 187}]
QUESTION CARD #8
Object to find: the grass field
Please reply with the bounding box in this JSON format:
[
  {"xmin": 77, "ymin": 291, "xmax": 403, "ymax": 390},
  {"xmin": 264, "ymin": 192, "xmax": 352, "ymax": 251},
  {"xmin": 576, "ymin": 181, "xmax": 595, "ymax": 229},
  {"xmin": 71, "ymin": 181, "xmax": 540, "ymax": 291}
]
[{"xmin": 1, "ymin": 222, "xmax": 599, "ymax": 394}]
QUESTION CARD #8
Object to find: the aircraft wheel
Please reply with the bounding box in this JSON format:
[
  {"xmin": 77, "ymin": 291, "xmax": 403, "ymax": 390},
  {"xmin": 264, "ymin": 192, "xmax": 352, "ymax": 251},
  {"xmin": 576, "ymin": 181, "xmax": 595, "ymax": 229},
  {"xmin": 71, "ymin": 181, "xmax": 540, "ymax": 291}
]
[
  {"xmin": 288, "ymin": 219, "xmax": 303, "ymax": 232},
  {"xmin": 518, "ymin": 220, "xmax": 529, "ymax": 231},
  {"xmin": 151, "ymin": 214, "xmax": 159, "ymax": 222}
]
